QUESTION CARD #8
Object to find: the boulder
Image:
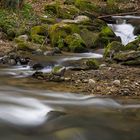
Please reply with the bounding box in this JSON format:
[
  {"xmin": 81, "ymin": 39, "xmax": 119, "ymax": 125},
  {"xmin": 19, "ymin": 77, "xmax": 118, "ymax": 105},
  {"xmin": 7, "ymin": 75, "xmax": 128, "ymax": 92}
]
[
  {"xmin": 113, "ymin": 50, "xmax": 140, "ymax": 65},
  {"xmin": 64, "ymin": 33, "xmax": 87, "ymax": 52},
  {"xmin": 48, "ymin": 22, "xmax": 80, "ymax": 49},
  {"xmin": 124, "ymin": 36, "xmax": 140, "ymax": 51},
  {"xmin": 44, "ymin": 2, "xmax": 79, "ymax": 19},
  {"xmin": 85, "ymin": 58, "xmax": 99, "ymax": 69},
  {"xmin": 31, "ymin": 25, "xmax": 49, "ymax": 44},
  {"xmin": 104, "ymin": 41, "xmax": 124, "ymax": 58},
  {"xmin": 91, "ymin": 26, "xmax": 120, "ymax": 49}
]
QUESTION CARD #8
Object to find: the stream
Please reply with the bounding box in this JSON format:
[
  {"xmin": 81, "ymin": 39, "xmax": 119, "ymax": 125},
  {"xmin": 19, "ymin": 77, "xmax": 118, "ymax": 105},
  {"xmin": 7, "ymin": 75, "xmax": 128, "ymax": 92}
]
[{"xmin": 0, "ymin": 16, "xmax": 140, "ymax": 140}]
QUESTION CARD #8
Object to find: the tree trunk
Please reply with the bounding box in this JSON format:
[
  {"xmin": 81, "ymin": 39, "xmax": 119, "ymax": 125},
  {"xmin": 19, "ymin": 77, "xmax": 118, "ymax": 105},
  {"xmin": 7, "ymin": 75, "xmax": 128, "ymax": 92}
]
[{"xmin": 0, "ymin": 0, "xmax": 24, "ymax": 9}]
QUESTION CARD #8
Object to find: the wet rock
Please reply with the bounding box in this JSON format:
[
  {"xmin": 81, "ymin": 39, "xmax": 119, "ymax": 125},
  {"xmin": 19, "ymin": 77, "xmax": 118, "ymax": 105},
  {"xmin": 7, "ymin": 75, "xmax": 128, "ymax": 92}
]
[
  {"xmin": 104, "ymin": 41, "xmax": 124, "ymax": 58},
  {"xmin": 32, "ymin": 71, "xmax": 45, "ymax": 80},
  {"xmin": 19, "ymin": 57, "xmax": 30, "ymax": 65},
  {"xmin": 52, "ymin": 66, "xmax": 66, "ymax": 77},
  {"xmin": 32, "ymin": 63, "xmax": 44, "ymax": 70},
  {"xmin": 0, "ymin": 53, "xmax": 30, "ymax": 66}
]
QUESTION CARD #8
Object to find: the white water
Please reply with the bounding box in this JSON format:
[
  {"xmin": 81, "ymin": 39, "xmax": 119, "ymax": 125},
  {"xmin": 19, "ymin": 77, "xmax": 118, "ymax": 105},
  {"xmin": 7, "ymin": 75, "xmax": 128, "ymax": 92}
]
[{"xmin": 109, "ymin": 19, "xmax": 137, "ymax": 45}]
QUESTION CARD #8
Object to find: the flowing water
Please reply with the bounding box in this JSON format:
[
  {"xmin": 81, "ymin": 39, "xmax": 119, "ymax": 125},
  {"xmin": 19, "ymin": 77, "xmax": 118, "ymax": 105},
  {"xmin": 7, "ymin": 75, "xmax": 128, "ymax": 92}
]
[{"xmin": 0, "ymin": 16, "xmax": 140, "ymax": 140}]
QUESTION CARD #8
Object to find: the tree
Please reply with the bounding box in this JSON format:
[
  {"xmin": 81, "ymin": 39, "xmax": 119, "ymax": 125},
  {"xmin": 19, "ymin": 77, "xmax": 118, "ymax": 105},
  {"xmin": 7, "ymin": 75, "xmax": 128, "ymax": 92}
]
[{"xmin": 0, "ymin": 0, "xmax": 24, "ymax": 9}]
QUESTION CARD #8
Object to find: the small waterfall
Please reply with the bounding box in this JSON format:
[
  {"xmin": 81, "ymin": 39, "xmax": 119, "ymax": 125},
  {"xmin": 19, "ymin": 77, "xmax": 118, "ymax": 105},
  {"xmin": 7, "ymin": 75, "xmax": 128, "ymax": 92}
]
[{"xmin": 109, "ymin": 16, "xmax": 138, "ymax": 45}]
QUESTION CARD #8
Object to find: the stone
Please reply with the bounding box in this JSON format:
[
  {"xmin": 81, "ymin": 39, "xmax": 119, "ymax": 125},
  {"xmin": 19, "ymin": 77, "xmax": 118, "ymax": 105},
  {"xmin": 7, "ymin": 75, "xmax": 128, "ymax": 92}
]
[
  {"xmin": 85, "ymin": 58, "xmax": 99, "ymax": 69},
  {"xmin": 32, "ymin": 63, "xmax": 44, "ymax": 70},
  {"xmin": 31, "ymin": 25, "xmax": 49, "ymax": 44},
  {"xmin": 64, "ymin": 33, "xmax": 87, "ymax": 53},
  {"xmin": 88, "ymin": 79, "xmax": 96, "ymax": 87},
  {"xmin": 113, "ymin": 80, "xmax": 120, "ymax": 86},
  {"xmin": 113, "ymin": 50, "xmax": 140, "ymax": 65},
  {"xmin": 52, "ymin": 65, "xmax": 66, "ymax": 77},
  {"xmin": 104, "ymin": 41, "xmax": 124, "ymax": 58},
  {"xmin": 15, "ymin": 34, "xmax": 28, "ymax": 42}
]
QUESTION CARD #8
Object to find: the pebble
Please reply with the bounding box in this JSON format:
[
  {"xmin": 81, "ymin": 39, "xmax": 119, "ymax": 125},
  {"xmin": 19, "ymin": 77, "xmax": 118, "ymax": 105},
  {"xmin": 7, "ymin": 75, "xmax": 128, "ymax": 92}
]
[
  {"xmin": 64, "ymin": 77, "xmax": 71, "ymax": 81},
  {"xmin": 100, "ymin": 64, "xmax": 106, "ymax": 68},
  {"xmin": 113, "ymin": 80, "xmax": 121, "ymax": 86},
  {"xmin": 88, "ymin": 79, "xmax": 96, "ymax": 88}
]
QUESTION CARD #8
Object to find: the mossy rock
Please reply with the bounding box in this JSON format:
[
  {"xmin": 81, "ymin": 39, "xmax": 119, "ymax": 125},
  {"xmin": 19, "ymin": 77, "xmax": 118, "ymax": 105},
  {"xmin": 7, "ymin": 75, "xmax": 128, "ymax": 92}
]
[
  {"xmin": 52, "ymin": 65, "xmax": 66, "ymax": 76},
  {"xmin": 40, "ymin": 16, "xmax": 57, "ymax": 24},
  {"xmin": 122, "ymin": 58, "xmax": 140, "ymax": 65},
  {"xmin": 74, "ymin": 0, "xmax": 96, "ymax": 12},
  {"xmin": 100, "ymin": 26, "xmax": 116, "ymax": 37},
  {"xmin": 44, "ymin": 2, "xmax": 79, "ymax": 19},
  {"xmin": 92, "ymin": 19, "xmax": 107, "ymax": 31},
  {"xmin": 64, "ymin": 33, "xmax": 87, "ymax": 53},
  {"xmin": 124, "ymin": 36, "xmax": 140, "ymax": 51},
  {"xmin": 31, "ymin": 25, "xmax": 48, "ymax": 44},
  {"xmin": 64, "ymin": 0, "xmax": 75, "ymax": 5},
  {"xmin": 92, "ymin": 25, "xmax": 120, "ymax": 49},
  {"xmin": 104, "ymin": 41, "xmax": 124, "ymax": 58},
  {"xmin": 14, "ymin": 35, "xmax": 28, "ymax": 43},
  {"xmin": 85, "ymin": 58, "xmax": 99, "ymax": 69},
  {"xmin": 49, "ymin": 22, "xmax": 80, "ymax": 48},
  {"xmin": 16, "ymin": 41, "xmax": 40, "ymax": 52},
  {"xmin": 113, "ymin": 51, "xmax": 140, "ymax": 65},
  {"xmin": 80, "ymin": 28, "xmax": 98, "ymax": 48}
]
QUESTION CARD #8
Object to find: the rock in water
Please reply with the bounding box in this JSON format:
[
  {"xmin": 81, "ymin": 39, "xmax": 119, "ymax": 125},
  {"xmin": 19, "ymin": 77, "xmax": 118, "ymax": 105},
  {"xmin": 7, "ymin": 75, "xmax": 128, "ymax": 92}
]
[{"xmin": 52, "ymin": 66, "xmax": 66, "ymax": 77}]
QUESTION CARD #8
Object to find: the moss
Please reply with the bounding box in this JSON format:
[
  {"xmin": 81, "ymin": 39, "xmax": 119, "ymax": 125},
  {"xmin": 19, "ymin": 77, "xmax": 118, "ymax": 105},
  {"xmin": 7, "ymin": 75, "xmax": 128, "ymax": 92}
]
[
  {"xmin": 86, "ymin": 58, "xmax": 99, "ymax": 69},
  {"xmin": 74, "ymin": 0, "xmax": 96, "ymax": 12},
  {"xmin": 124, "ymin": 36, "xmax": 140, "ymax": 51},
  {"xmin": 80, "ymin": 28, "xmax": 98, "ymax": 48},
  {"xmin": 31, "ymin": 25, "xmax": 48, "ymax": 44},
  {"xmin": 124, "ymin": 42, "xmax": 138, "ymax": 51},
  {"xmin": 113, "ymin": 51, "xmax": 140, "ymax": 65},
  {"xmin": 100, "ymin": 26, "xmax": 116, "ymax": 37},
  {"xmin": 92, "ymin": 19, "xmax": 107, "ymax": 31},
  {"xmin": 16, "ymin": 42, "xmax": 32, "ymax": 51},
  {"xmin": 64, "ymin": 33, "xmax": 87, "ymax": 53},
  {"xmin": 104, "ymin": 41, "xmax": 124, "ymax": 58},
  {"xmin": 0, "ymin": 5, "xmax": 39, "ymax": 40},
  {"xmin": 91, "ymin": 25, "xmax": 120, "ymax": 49},
  {"xmin": 40, "ymin": 16, "xmax": 57, "ymax": 24},
  {"xmin": 64, "ymin": 0, "xmax": 75, "ymax": 5},
  {"xmin": 44, "ymin": 2, "xmax": 79, "ymax": 19},
  {"xmin": 49, "ymin": 23, "xmax": 80, "ymax": 48}
]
